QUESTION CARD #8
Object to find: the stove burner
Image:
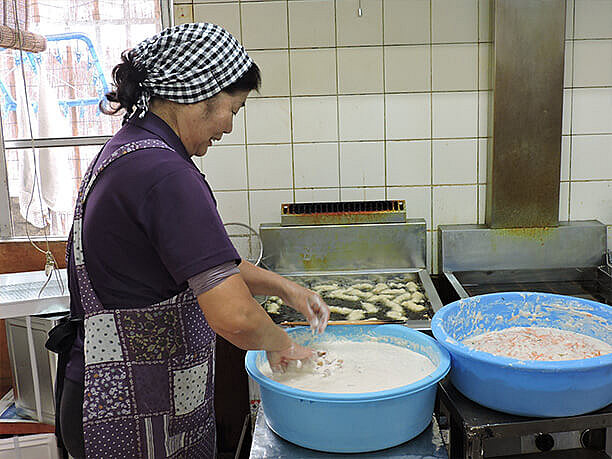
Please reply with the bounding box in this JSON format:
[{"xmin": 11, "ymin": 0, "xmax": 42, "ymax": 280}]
[
  {"xmin": 436, "ymin": 379, "xmax": 612, "ymax": 458},
  {"xmin": 452, "ymin": 267, "xmax": 612, "ymax": 306}
]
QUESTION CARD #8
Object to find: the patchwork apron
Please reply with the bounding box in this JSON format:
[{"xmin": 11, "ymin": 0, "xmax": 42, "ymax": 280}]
[{"xmin": 69, "ymin": 139, "xmax": 217, "ymax": 458}]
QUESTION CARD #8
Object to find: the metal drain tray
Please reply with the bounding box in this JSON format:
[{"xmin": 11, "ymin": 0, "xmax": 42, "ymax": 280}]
[{"xmin": 0, "ymin": 269, "xmax": 69, "ymax": 319}]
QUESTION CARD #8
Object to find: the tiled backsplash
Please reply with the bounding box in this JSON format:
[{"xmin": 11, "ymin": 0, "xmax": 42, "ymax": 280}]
[{"xmin": 173, "ymin": 0, "xmax": 612, "ymax": 273}]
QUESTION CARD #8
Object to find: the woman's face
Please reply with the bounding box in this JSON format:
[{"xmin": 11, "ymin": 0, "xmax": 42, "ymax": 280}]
[{"xmin": 177, "ymin": 90, "xmax": 249, "ymax": 157}]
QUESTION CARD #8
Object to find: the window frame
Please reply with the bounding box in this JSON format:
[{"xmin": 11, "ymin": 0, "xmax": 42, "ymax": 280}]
[{"xmin": 0, "ymin": 0, "xmax": 174, "ymax": 239}]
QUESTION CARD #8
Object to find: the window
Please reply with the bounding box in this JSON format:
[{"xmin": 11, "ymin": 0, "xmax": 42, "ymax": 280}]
[{"xmin": 0, "ymin": 0, "xmax": 171, "ymax": 238}]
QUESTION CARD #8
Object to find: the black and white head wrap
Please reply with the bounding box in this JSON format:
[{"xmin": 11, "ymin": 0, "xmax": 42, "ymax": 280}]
[{"xmin": 129, "ymin": 22, "xmax": 253, "ymax": 119}]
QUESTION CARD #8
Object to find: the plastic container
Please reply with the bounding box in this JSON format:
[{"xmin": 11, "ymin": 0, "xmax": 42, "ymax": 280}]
[
  {"xmin": 431, "ymin": 292, "xmax": 612, "ymax": 418},
  {"xmin": 245, "ymin": 324, "xmax": 450, "ymax": 453}
]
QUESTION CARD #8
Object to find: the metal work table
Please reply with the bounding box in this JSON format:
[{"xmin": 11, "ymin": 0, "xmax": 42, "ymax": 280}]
[{"xmin": 249, "ymin": 408, "xmax": 448, "ymax": 458}]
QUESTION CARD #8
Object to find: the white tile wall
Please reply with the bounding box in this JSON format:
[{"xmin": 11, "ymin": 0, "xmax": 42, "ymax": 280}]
[
  {"xmin": 570, "ymin": 181, "xmax": 612, "ymax": 224},
  {"xmin": 245, "ymin": 98, "xmax": 291, "ymax": 144},
  {"xmin": 241, "ymin": 1, "xmax": 288, "ymax": 49},
  {"xmin": 339, "ymin": 141, "xmax": 385, "ymax": 187},
  {"xmin": 387, "ymin": 186, "xmax": 432, "ymax": 229},
  {"xmin": 341, "ymin": 186, "xmax": 386, "ymax": 200},
  {"xmin": 174, "ymin": 4, "xmax": 193, "ymax": 24},
  {"xmin": 288, "ymin": 0, "xmax": 335, "ymax": 48},
  {"xmin": 432, "ymin": 44, "xmax": 478, "ymax": 91},
  {"xmin": 172, "ymin": 0, "xmax": 612, "ymax": 273},
  {"xmin": 337, "ymin": 47, "xmax": 383, "ymax": 94},
  {"xmin": 212, "ymin": 109, "xmax": 242, "ymax": 147},
  {"xmin": 431, "ymin": 0, "xmax": 478, "ymax": 43},
  {"xmin": 384, "ymin": 46, "xmax": 431, "ymax": 93},
  {"xmin": 386, "ymin": 140, "xmax": 431, "ymax": 187},
  {"xmin": 432, "ymin": 92, "xmax": 478, "ymax": 138},
  {"xmin": 561, "ymin": 136, "xmax": 571, "ymax": 181},
  {"xmin": 559, "ymin": 182, "xmax": 570, "ymax": 221},
  {"xmin": 574, "ymin": 0, "xmax": 612, "ymax": 39},
  {"xmin": 291, "ymin": 96, "xmax": 338, "ymax": 142},
  {"xmin": 383, "ymin": 0, "xmax": 430, "ymax": 45},
  {"xmin": 336, "ymin": 0, "xmax": 383, "ymax": 46},
  {"xmin": 432, "ymin": 139, "xmax": 477, "ymax": 185},
  {"xmin": 385, "ymin": 93, "xmax": 431, "ymax": 140},
  {"xmin": 570, "ymin": 135, "xmax": 612, "ymax": 180},
  {"xmin": 572, "ymin": 88, "xmax": 612, "ymax": 134},
  {"xmin": 193, "ymin": 3, "xmax": 241, "ymax": 40},
  {"xmin": 573, "ymin": 40, "xmax": 612, "ymax": 86},
  {"xmin": 338, "ymin": 95, "xmax": 384, "ymax": 141},
  {"xmin": 290, "ymin": 49, "xmax": 337, "ymax": 95},
  {"xmin": 294, "ymin": 188, "xmax": 340, "ymax": 202},
  {"xmin": 293, "ymin": 143, "xmax": 339, "ymax": 188},
  {"xmin": 433, "ymin": 185, "xmax": 478, "ymax": 228},
  {"xmin": 200, "ymin": 145, "xmax": 247, "ymax": 191},
  {"xmin": 247, "ymin": 144, "xmax": 293, "ymax": 189},
  {"xmin": 248, "ymin": 50, "xmax": 290, "ymax": 97},
  {"xmin": 215, "ymin": 190, "xmax": 249, "ymax": 224}
]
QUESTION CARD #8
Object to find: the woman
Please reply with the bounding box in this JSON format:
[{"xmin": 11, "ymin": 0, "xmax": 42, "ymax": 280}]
[{"xmin": 55, "ymin": 23, "xmax": 329, "ymax": 458}]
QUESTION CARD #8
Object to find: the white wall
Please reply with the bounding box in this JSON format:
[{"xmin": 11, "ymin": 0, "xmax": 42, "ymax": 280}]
[{"xmin": 173, "ymin": 0, "xmax": 612, "ymax": 273}]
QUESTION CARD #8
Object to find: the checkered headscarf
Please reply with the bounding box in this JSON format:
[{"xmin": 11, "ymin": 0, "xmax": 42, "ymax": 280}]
[{"xmin": 129, "ymin": 22, "xmax": 253, "ymax": 118}]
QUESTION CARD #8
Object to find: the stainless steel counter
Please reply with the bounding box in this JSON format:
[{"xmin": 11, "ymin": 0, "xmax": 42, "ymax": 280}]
[
  {"xmin": 0, "ymin": 269, "xmax": 69, "ymax": 319},
  {"xmin": 249, "ymin": 408, "xmax": 448, "ymax": 459}
]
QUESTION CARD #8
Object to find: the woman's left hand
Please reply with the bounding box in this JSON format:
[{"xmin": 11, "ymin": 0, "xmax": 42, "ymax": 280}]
[{"xmin": 282, "ymin": 283, "xmax": 330, "ymax": 334}]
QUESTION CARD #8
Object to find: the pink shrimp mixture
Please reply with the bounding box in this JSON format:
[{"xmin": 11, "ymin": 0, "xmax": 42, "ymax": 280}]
[{"xmin": 462, "ymin": 327, "xmax": 612, "ymax": 361}]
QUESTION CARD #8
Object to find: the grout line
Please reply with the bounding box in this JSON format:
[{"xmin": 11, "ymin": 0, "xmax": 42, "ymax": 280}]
[
  {"xmin": 429, "ymin": 0, "xmax": 434, "ymax": 239},
  {"xmin": 243, "ymin": 41, "xmax": 495, "ymax": 53},
  {"xmin": 285, "ymin": 0, "xmax": 296, "ymax": 203},
  {"xmin": 334, "ymin": 0, "xmax": 342, "ymax": 200},
  {"xmin": 213, "ymin": 182, "xmax": 492, "ymax": 193},
  {"xmin": 238, "ymin": 0, "xmax": 253, "ymax": 229},
  {"xmin": 476, "ymin": 0, "xmax": 481, "ymax": 225},
  {"xmin": 567, "ymin": 0, "xmax": 576, "ymax": 222},
  {"xmin": 381, "ymin": 0, "xmax": 388, "ymax": 200},
  {"xmin": 214, "ymin": 135, "xmax": 494, "ymax": 148},
  {"xmin": 250, "ymin": 88, "xmax": 496, "ymax": 99},
  {"xmin": 428, "ymin": 0, "xmax": 435, "ymax": 272}
]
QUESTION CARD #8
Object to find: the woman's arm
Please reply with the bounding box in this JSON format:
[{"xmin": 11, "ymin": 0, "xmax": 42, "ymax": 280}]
[
  {"xmin": 238, "ymin": 260, "xmax": 330, "ymax": 333},
  {"xmin": 196, "ymin": 273, "xmax": 311, "ymax": 370}
]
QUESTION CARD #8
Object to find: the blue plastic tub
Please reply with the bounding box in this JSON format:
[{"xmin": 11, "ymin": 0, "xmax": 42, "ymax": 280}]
[
  {"xmin": 245, "ymin": 324, "xmax": 450, "ymax": 453},
  {"xmin": 431, "ymin": 292, "xmax": 612, "ymax": 418}
]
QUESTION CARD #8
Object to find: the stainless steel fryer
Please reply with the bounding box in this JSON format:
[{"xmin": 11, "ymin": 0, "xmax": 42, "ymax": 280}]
[{"xmin": 259, "ymin": 200, "xmax": 442, "ymax": 330}]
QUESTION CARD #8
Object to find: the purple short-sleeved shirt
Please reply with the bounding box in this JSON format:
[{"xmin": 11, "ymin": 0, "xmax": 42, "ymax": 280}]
[{"xmin": 65, "ymin": 112, "xmax": 240, "ymax": 383}]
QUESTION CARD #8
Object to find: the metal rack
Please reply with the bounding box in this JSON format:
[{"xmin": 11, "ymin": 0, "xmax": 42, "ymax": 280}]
[
  {"xmin": 0, "ymin": 269, "xmax": 69, "ymax": 425},
  {"xmin": 1, "ymin": 32, "xmax": 109, "ymax": 115}
]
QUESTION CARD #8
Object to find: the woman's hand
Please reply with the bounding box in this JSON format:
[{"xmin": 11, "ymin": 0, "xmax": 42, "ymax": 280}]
[
  {"xmin": 281, "ymin": 283, "xmax": 330, "ymax": 334},
  {"xmin": 266, "ymin": 341, "xmax": 313, "ymax": 372}
]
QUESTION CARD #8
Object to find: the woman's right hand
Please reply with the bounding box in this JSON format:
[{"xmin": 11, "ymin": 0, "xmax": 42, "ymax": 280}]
[{"xmin": 266, "ymin": 341, "xmax": 312, "ymax": 372}]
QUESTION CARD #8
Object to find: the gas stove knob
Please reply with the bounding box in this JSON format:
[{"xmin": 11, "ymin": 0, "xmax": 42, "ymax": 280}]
[
  {"xmin": 581, "ymin": 428, "xmax": 605, "ymax": 450},
  {"xmin": 535, "ymin": 433, "xmax": 554, "ymax": 452}
]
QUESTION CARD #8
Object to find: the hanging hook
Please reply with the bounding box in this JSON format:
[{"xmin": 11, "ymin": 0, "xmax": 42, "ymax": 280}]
[{"xmin": 358, "ymin": 0, "xmax": 363, "ymax": 17}]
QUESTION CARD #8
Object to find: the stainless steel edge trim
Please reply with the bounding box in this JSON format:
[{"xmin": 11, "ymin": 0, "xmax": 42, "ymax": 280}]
[
  {"xmin": 161, "ymin": 0, "xmax": 173, "ymax": 27},
  {"xmin": 274, "ymin": 268, "xmax": 422, "ymax": 277},
  {"xmin": 445, "ymin": 273, "xmax": 470, "ymax": 299},
  {"xmin": 5, "ymin": 135, "xmax": 111, "ymax": 149},
  {"xmin": 0, "ymin": 112, "xmax": 12, "ymax": 237},
  {"xmin": 439, "ymin": 221, "xmax": 607, "ymax": 272},
  {"xmin": 418, "ymin": 270, "xmax": 443, "ymax": 312}
]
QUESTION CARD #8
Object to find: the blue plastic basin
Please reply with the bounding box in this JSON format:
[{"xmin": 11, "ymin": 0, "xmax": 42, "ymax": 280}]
[
  {"xmin": 431, "ymin": 292, "xmax": 612, "ymax": 417},
  {"xmin": 245, "ymin": 324, "xmax": 450, "ymax": 453}
]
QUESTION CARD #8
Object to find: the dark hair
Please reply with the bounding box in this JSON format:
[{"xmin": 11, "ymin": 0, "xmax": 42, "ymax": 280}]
[
  {"xmin": 224, "ymin": 63, "xmax": 262, "ymax": 94},
  {"xmin": 99, "ymin": 53, "xmax": 262, "ymax": 116},
  {"xmin": 99, "ymin": 50, "xmax": 146, "ymax": 116}
]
